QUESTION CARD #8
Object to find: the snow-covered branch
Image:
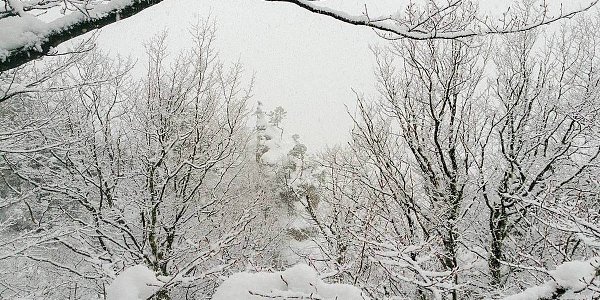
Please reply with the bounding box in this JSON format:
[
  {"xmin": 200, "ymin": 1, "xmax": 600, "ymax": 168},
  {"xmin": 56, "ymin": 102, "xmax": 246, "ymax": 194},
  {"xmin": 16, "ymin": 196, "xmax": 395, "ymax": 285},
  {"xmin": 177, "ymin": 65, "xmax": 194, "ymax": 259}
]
[
  {"xmin": 0, "ymin": 0, "xmax": 163, "ymax": 72},
  {"xmin": 266, "ymin": 0, "xmax": 599, "ymax": 40}
]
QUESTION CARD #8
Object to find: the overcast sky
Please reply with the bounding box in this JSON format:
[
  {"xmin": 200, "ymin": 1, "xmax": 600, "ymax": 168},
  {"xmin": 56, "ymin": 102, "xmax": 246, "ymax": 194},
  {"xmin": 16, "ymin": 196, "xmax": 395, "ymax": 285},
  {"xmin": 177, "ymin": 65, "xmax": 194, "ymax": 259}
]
[
  {"xmin": 91, "ymin": 0, "xmax": 593, "ymax": 151},
  {"xmin": 93, "ymin": 0, "xmax": 387, "ymax": 151}
]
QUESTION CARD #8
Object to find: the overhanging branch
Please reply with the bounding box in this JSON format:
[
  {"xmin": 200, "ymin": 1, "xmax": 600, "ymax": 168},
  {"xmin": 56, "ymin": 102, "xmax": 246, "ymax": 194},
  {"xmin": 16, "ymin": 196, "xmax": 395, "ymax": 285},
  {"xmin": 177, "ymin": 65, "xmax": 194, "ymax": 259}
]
[
  {"xmin": 0, "ymin": 0, "xmax": 164, "ymax": 72},
  {"xmin": 265, "ymin": 0, "xmax": 600, "ymax": 40}
]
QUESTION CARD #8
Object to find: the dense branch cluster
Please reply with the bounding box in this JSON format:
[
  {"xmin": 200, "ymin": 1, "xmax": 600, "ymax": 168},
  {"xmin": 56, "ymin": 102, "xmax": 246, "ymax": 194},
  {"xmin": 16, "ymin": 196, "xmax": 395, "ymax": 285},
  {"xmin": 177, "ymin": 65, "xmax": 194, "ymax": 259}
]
[
  {"xmin": 0, "ymin": 22, "xmax": 264, "ymax": 299},
  {"xmin": 298, "ymin": 11, "xmax": 600, "ymax": 300}
]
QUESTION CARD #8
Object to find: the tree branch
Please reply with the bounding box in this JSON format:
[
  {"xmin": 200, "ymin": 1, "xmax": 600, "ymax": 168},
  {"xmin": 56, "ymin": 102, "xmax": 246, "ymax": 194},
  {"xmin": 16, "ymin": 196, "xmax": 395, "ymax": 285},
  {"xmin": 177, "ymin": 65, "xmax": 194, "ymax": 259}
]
[
  {"xmin": 0, "ymin": 0, "xmax": 163, "ymax": 72},
  {"xmin": 265, "ymin": 0, "xmax": 599, "ymax": 40}
]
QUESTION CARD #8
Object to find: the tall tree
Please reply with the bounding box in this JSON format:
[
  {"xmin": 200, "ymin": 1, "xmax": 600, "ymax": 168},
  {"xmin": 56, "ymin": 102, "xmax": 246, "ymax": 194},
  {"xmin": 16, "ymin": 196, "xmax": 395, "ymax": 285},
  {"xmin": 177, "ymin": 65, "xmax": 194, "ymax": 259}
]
[{"xmin": 0, "ymin": 22, "xmax": 259, "ymax": 299}]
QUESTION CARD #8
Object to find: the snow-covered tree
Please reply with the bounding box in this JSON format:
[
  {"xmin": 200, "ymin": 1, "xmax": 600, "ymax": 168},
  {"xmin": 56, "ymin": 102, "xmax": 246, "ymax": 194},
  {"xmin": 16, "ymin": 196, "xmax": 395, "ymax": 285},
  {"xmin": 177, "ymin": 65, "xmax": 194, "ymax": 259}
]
[
  {"xmin": 0, "ymin": 21, "xmax": 260, "ymax": 299},
  {"xmin": 254, "ymin": 102, "xmax": 329, "ymax": 269},
  {"xmin": 301, "ymin": 9, "xmax": 600, "ymax": 300}
]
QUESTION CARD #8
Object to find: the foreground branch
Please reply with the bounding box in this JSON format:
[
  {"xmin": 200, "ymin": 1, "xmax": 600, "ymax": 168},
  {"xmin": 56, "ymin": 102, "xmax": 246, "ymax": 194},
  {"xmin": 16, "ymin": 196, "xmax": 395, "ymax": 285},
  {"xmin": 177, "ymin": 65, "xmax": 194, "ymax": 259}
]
[
  {"xmin": 265, "ymin": 0, "xmax": 599, "ymax": 40},
  {"xmin": 0, "ymin": 0, "xmax": 163, "ymax": 72}
]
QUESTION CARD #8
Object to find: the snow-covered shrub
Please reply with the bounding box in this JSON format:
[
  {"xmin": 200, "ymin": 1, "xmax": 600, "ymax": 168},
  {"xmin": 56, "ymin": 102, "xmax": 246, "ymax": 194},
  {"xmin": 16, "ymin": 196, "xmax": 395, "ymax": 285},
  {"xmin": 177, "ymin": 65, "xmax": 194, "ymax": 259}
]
[{"xmin": 212, "ymin": 264, "xmax": 369, "ymax": 300}]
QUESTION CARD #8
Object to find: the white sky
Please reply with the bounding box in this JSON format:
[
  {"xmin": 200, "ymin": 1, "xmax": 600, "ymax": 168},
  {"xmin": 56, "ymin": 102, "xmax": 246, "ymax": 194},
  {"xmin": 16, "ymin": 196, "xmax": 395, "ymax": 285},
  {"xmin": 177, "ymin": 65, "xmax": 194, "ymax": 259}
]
[
  {"xmin": 90, "ymin": 0, "xmax": 594, "ymax": 151},
  {"xmin": 93, "ymin": 0, "xmax": 383, "ymax": 151}
]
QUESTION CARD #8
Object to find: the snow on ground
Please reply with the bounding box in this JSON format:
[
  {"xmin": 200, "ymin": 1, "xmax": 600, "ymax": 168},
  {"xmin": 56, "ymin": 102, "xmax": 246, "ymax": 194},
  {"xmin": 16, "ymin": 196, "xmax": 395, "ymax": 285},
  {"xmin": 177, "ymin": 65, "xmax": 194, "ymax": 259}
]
[
  {"xmin": 212, "ymin": 264, "xmax": 369, "ymax": 300},
  {"xmin": 106, "ymin": 265, "xmax": 164, "ymax": 300}
]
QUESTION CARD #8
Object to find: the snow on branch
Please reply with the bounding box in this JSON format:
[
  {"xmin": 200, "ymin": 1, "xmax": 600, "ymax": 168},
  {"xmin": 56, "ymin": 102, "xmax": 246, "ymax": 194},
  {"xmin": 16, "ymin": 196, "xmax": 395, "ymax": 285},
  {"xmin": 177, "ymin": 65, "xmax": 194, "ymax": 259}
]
[
  {"xmin": 106, "ymin": 265, "xmax": 164, "ymax": 300},
  {"xmin": 265, "ymin": 0, "xmax": 599, "ymax": 40},
  {"xmin": 503, "ymin": 258, "xmax": 600, "ymax": 300},
  {"xmin": 211, "ymin": 264, "xmax": 370, "ymax": 300},
  {"xmin": 0, "ymin": 0, "xmax": 163, "ymax": 72}
]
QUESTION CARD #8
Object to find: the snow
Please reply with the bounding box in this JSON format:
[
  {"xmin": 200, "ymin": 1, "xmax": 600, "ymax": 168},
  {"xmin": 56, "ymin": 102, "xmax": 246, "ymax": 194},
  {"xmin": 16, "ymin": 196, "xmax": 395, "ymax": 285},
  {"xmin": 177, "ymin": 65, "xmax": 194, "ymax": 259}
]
[
  {"xmin": 504, "ymin": 258, "xmax": 600, "ymax": 300},
  {"xmin": 106, "ymin": 265, "xmax": 164, "ymax": 300},
  {"xmin": 256, "ymin": 103, "xmax": 298, "ymax": 165},
  {"xmin": 551, "ymin": 259, "xmax": 598, "ymax": 291},
  {"xmin": 47, "ymin": 0, "xmax": 134, "ymax": 31},
  {"xmin": 7, "ymin": 0, "xmax": 25, "ymax": 16},
  {"xmin": 261, "ymin": 143, "xmax": 288, "ymax": 165},
  {"xmin": 0, "ymin": 15, "xmax": 48, "ymax": 61},
  {"xmin": 503, "ymin": 282, "xmax": 560, "ymax": 300},
  {"xmin": 0, "ymin": 0, "xmax": 137, "ymax": 62},
  {"xmin": 212, "ymin": 264, "xmax": 369, "ymax": 300},
  {"xmin": 260, "ymin": 126, "xmax": 290, "ymax": 165}
]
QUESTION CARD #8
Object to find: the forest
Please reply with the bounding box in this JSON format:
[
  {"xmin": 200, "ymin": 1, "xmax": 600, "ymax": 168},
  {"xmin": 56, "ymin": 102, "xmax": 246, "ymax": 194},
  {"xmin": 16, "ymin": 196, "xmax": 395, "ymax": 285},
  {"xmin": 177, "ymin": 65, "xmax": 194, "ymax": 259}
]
[{"xmin": 0, "ymin": 0, "xmax": 599, "ymax": 299}]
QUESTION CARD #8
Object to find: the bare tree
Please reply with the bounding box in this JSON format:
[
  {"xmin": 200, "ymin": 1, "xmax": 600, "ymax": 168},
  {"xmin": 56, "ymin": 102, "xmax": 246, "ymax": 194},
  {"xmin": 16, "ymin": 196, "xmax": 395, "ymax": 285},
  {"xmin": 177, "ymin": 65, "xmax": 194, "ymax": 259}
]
[
  {"xmin": 0, "ymin": 21, "xmax": 259, "ymax": 299},
  {"xmin": 304, "ymin": 8, "xmax": 600, "ymax": 300},
  {"xmin": 484, "ymin": 14, "xmax": 600, "ymax": 297}
]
